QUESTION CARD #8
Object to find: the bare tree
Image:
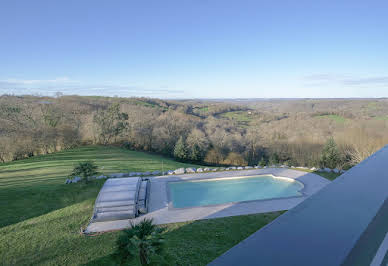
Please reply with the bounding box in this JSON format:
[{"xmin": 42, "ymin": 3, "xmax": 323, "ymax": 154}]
[{"xmin": 93, "ymin": 103, "xmax": 129, "ymax": 145}]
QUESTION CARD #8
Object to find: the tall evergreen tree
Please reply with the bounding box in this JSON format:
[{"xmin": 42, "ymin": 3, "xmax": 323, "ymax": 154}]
[
  {"xmin": 268, "ymin": 153, "xmax": 279, "ymax": 165},
  {"xmin": 320, "ymin": 137, "xmax": 341, "ymax": 169},
  {"xmin": 189, "ymin": 143, "xmax": 203, "ymax": 161},
  {"xmin": 173, "ymin": 136, "xmax": 188, "ymax": 161}
]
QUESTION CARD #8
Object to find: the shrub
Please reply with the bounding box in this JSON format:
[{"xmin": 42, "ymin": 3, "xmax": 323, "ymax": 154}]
[
  {"xmin": 68, "ymin": 161, "xmax": 99, "ymax": 183},
  {"xmin": 258, "ymin": 157, "xmax": 267, "ymax": 167},
  {"xmin": 204, "ymin": 148, "xmax": 224, "ymax": 165},
  {"xmin": 115, "ymin": 218, "xmax": 165, "ymax": 265},
  {"xmin": 222, "ymin": 152, "xmax": 247, "ymax": 166}
]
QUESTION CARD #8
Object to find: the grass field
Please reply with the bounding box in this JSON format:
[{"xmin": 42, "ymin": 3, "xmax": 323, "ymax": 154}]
[
  {"xmin": 132, "ymin": 99, "xmax": 168, "ymax": 110},
  {"xmin": 375, "ymin": 115, "xmax": 388, "ymax": 121},
  {"xmin": 317, "ymin": 114, "xmax": 347, "ymax": 123},
  {"xmin": 0, "ymin": 145, "xmax": 283, "ymax": 265},
  {"xmin": 0, "ymin": 146, "xmax": 201, "ymax": 228},
  {"xmin": 366, "ymin": 102, "xmax": 381, "ymax": 110},
  {"xmin": 219, "ymin": 111, "xmax": 253, "ymax": 127},
  {"xmin": 291, "ymin": 168, "xmax": 341, "ymax": 181},
  {"xmin": 198, "ymin": 106, "xmax": 209, "ymax": 112}
]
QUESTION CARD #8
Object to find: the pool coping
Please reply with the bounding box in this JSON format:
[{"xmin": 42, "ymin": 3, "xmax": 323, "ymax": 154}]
[
  {"xmin": 85, "ymin": 168, "xmax": 330, "ymax": 233},
  {"xmin": 166, "ymin": 174, "xmax": 306, "ymax": 210}
]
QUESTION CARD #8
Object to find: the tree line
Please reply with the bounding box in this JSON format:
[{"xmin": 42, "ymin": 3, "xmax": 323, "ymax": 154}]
[{"xmin": 1, "ymin": 95, "xmax": 387, "ymax": 170}]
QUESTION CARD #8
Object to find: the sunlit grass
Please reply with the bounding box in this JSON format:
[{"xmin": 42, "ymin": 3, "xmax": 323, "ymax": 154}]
[
  {"xmin": 292, "ymin": 167, "xmax": 341, "ymax": 181},
  {"xmin": 0, "ymin": 146, "xmax": 280, "ymax": 265},
  {"xmin": 0, "ymin": 145, "xmax": 200, "ymax": 227},
  {"xmin": 0, "ymin": 145, "xmax": 283, "ymax": 265},
  {"xmin": 0, "ymin": 199, "xmax": 282, "ymax": 265}
]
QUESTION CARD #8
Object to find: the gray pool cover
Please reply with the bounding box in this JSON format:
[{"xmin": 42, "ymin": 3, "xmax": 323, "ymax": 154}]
[{"xmin": 92, "ymin": 177, "xmax": 141, "ymax": 222}]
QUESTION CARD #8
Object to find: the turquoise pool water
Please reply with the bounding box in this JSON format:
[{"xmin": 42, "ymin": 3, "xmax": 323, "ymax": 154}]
[{"xmin": 169, "ymin": 175, "xmax": 303, "ymax": 208}]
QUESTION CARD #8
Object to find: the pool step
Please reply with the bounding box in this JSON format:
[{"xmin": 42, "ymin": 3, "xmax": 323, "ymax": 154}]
[
  {"xmin": 94, "ymin": 209, "xmax": 136, "ymax": 222},
  {"xmin": 100, "ymin": 184, "xmax": 138, "ymax": 193},
  {"xmin": 97, "ymin": 191, "xmax": 137, "ymax": 202},
  {"xmin": 96, "ymin": 205, "xmax": 135, "ymax": 213},
  {"xmin": 96, "ymin": 200, "xmax": 135, "ymax": 208}
]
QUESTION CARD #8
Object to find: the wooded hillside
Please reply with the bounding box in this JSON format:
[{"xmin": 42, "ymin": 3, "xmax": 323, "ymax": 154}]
[{"xmin": 1, "ymin": 95, "xmax": 387, "ymax": 169}]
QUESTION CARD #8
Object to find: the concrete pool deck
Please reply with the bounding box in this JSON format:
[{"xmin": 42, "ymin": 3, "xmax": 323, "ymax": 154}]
[{"xmin": 85, "ymin": 168, "xmax": 330, "ymax": 233}]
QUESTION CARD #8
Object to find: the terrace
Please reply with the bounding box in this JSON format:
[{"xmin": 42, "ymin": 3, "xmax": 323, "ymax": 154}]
[{"xmin": 210, "ymin": 145, "xmax": 388, "ymax": 266}]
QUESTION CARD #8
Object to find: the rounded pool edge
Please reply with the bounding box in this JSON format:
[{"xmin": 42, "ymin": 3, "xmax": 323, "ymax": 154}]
[{"xmin": 166, "ymin": 174, "xmax": 306, "ymax": 209}]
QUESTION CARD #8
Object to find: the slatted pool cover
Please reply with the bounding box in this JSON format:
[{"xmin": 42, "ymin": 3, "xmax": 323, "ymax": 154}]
[{"xmin": 92, "ymin": 177, "xmax": 141, "ymax": 222}]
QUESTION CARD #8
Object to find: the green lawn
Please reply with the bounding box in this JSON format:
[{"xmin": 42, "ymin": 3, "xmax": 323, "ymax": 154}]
[
  {"xmin": 0, "ymin": 145, "xmax": 200, "ymax": 228},
  {"xmin": 0, "ymin": 145, "xmax": 283, "ymax": 265},
  {"xmin": 291, "ymin": 167, "xmax": 341, "ymax": 181},
  {"xmin": 313, "ymin": 171, "xmax": 341, "ymax": 181}
]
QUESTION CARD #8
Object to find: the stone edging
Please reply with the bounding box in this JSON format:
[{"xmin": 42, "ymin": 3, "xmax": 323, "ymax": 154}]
[{"xmin": 66, "ymin": 165, "xmax": 346, "ymax": 184}]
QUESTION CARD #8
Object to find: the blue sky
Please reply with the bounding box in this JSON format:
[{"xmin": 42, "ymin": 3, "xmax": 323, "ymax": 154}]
[{"xmin": 0, "ymin": 0, "xmax": 387, "ymax": 98}]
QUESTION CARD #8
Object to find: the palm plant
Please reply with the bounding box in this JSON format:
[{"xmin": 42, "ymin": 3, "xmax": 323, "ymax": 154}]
[
  {"xmin": 115, "ymin": 218, "xmax": 165, "ymax": 265},
  {"xmin": 69, "ymin": 160, "xmax": 98, "ymax": 183}
]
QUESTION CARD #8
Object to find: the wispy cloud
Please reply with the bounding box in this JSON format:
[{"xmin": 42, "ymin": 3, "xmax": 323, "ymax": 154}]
[
  {"xmin": 303, "ymin": 74, "xmax": 388, "ymax": 87},
  {"xmin": 0, "ymin": 77, "xmax": 185, "ymax": 98},
  {"xmin": 342, "ymin": 76, "xmax": 388, "ymax": 85},
  {"xmin": 0, "ymin": 77, "xmax": 78, "ymax": 92},
  {"xmin": 2, "ymin": 77, "xmax": 74, "ymax": 85}
]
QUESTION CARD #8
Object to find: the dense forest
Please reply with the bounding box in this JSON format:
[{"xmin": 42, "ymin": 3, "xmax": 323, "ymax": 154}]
[{"xmin": 1, "ymin": 95, "xmax": 388, "ymax": 169}]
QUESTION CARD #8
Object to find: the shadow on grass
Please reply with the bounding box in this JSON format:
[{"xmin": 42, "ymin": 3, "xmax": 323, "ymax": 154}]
[
  {"xmin": 83, "ymin": 255, "xmax": 117, "ymax": 266},
  {"xmin": 0, "ymin": 180, "xmax": 105, "ymax": 228},
  {"xmin": 312, "ymin": 170, "xmax": 341, "ymax": 181},
  {"xmin": 84, "ymin": 211, "xmax": 284, "ymax": 266}
]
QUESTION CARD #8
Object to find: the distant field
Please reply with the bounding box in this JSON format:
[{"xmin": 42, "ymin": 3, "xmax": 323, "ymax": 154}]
[
  {"xmin": 219, "ymin": 110, "xmax": 253, "ymax": 127},
  {"xmin": 317, "ymin": 114, "xmax": 347, "ymax": 123},
  {"xmin": 132, "ymin": 99, "xmax": 168, "ymax": 110},
  {"xmin": 0, "ymin": 145, "xmax": 283, "ymax": 265},
  {"xmin": 198, "ymin": 106, "xmax": 209, "ymax": 112},
  {"xmin": 366, "ymin": 102, "xmax": 382, "ymax": 110},
  {"xmin": 193, "ymin": 106, "xmax": 210, "ymax": 116},
  {"xmin": 375, "ymin": 115, "xmax": 388, "ymax": 121}
]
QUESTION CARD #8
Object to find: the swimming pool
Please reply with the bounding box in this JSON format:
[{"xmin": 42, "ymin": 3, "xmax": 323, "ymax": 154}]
[{"xmin": 168, "ymin": 175, "xmax": 304, "ymax": 208}]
